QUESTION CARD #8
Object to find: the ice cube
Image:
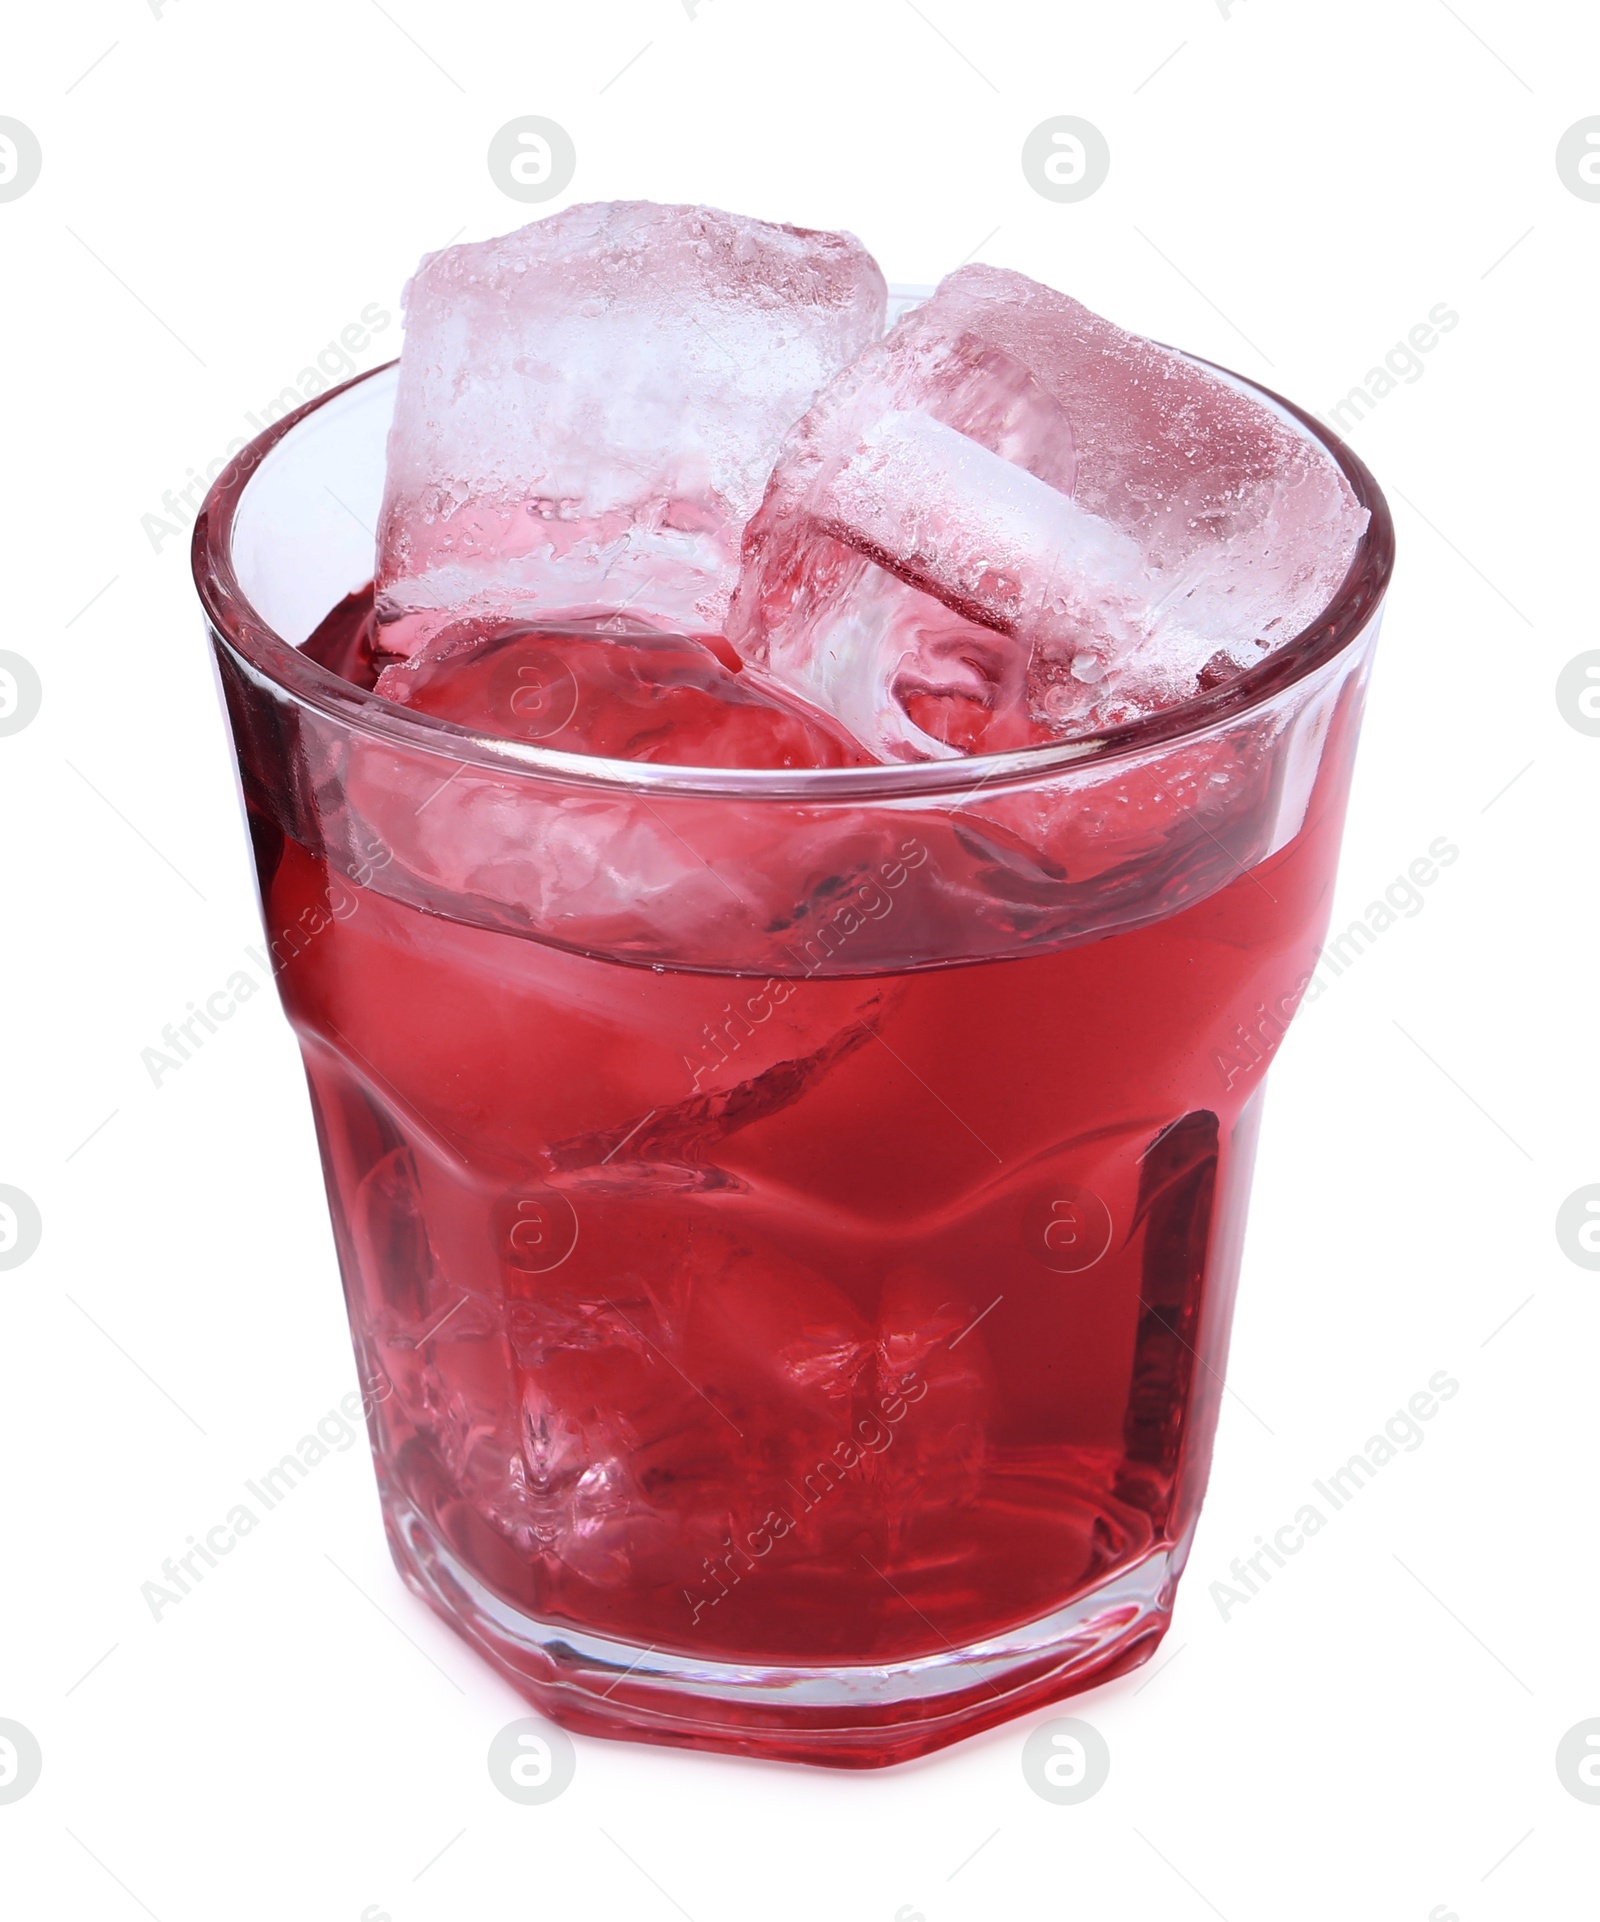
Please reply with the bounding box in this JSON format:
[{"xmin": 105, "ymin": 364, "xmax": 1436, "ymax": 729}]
[
  {"xmin": 871, "ymin": 1265, "xmax": 993, "ymax": 1525},
  {"xmin": 818, "ymin": 410, "xmax": 1154, "ymax": 721},
  {"xmin": 732, "ymin": 265, "xmax": 1367, "ymax": 758},
  {"xmin": 928, "ymin": 264, "xmax": 1369, "ymax": 726},
  {"xmin": 376, "ymin": 614, "xmax": 870, "ymax": 769},
  {"xmin": 376, "ymin": 201, "xmax": 887, "ymax": 658},
  {"xmin": 730, "ymin": 314, "xmax": 1097, "ymax": 759}
]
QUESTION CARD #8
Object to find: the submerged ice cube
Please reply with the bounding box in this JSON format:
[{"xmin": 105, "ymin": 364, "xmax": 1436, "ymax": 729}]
[
  {"xmin": 731, "ymin": 265, "xmax": 1368, "ymax": 758},
  {"xmin": 375, "ymin": 202, "xmax": 886, "ymax": 658},
  {"xmin": 375, "ymin": 615, "xmax": 870, "ymax": 769}
]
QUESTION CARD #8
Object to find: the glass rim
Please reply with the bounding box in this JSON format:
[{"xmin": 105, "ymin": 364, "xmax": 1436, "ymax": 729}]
[{"xmin": 192, "ymin": 352, "xmax": 1395, "ymax": 802}]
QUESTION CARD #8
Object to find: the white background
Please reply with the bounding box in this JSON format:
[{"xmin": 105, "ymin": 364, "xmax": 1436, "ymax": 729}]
[{"xmin": 2, "ymin": 2, "xmax": 1595, "ymax": 1917}]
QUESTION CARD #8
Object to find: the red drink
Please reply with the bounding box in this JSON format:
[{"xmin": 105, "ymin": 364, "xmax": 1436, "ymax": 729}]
[{"xmin": 198, "ymin": 359, "xmax": 1391, "ymax": 1766}]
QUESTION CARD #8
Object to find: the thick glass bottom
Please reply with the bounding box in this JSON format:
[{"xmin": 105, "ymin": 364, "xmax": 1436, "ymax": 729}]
[{"xmin": 381, "ymin": 1483, "xmax": 1174, "ymax": 1767}]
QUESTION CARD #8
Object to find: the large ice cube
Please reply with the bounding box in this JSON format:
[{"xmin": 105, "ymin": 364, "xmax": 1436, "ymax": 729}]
[
  {"xmin": 376, "ymin": 202, "xmax": 886, "ymax": 657},
  {"xmin": 732, "ymin": 266, "xmax": 1368, "ymax": 758}
]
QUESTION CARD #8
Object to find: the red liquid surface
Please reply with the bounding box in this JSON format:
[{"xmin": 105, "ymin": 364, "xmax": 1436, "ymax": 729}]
[
  {"xmin": 261, "ymin": 597, "xmax": 1356, "ymax": 1687},
  {"xmin": 376, "ymin": 615, "xmax": 872, "ymax": 769}
]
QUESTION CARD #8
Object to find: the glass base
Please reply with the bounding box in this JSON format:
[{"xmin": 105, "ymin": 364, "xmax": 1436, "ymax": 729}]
[{"xmin": 380, "ymin": 1485, "xmax": 1175, "ymax": 1767}]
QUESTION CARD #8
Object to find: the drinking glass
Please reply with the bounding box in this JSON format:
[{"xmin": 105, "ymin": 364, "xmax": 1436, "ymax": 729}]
[{"xmin": 194, "ymin": 357, "xmax": 1392, "ymax": 1766}]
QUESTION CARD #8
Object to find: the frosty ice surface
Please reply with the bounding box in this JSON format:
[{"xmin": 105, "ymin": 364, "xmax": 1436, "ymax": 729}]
[
  {"xmin": 732, "ymin": 264, "xmax": 1368, "ymax": 758},
  {"xmin": 375, "ymin": 202, "xmax": 886, "ymax": 660}
]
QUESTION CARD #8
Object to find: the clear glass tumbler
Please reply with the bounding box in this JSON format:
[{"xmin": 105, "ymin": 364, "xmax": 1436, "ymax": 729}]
[{"xmin": 194, "ymin": 358, "xmax": 1392, "ymax": 1767}]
